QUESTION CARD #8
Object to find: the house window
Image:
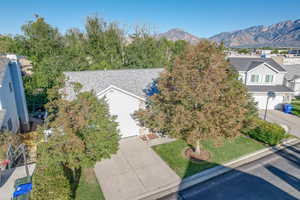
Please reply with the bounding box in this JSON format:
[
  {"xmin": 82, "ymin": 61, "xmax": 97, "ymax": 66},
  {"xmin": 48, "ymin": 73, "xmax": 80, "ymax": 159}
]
[
  {"xmin": 265, "ymin": 75, "xmax": 274, "ymax": 83},
  {"xmin": 9, "ymin": 82, "xmax": 13, "ymax": 92},
  {"xmin": 251, "ymin": 74, "xmax": 259, "ymax": 83},
  {"xmin": 7, "ymin": 118, "xmax": 12, "ymax": 131}
]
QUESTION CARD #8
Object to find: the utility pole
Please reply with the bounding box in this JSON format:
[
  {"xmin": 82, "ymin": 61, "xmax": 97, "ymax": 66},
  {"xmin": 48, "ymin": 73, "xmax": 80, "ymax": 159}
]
[
  {"xmin": 264, "ymin": 91, "xmax": 276, "ymax": 120},
  {"xmin": 264, "ymin": 97, "xmax": 270, "ymax": 120}
]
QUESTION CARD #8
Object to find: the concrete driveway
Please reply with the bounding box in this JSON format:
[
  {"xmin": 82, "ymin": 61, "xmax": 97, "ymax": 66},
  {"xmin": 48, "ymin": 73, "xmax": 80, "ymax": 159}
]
[
  {"xmin": 94, "ymin": 137, "xmax": 180, "ymax": 200},
  {"xmin": 259, "ymin": 110, "xmax": 300, "ymax": 137}
]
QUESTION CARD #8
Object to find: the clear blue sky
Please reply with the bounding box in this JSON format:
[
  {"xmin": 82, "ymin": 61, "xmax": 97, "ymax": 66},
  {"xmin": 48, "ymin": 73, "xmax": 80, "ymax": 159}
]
[{"xmin": 1, "ymin": 0, "xmax": 300, "ymax": 37}]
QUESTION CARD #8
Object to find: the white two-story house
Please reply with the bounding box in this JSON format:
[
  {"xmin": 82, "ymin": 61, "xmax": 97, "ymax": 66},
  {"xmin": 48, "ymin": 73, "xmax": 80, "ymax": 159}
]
[
  {"xmin": 229, "ymin": 57, "xmax": 294, "ymax": 110},
  {"xmin": 0, "ymin": 55, "xmax": 29, "ymax": 133}
]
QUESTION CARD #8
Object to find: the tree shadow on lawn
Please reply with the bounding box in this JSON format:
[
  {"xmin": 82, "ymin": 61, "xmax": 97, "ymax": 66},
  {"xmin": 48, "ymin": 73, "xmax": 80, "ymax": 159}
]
[{"xmin": 168, "ymin": 144, "xmax": 300, "ymax": 200}]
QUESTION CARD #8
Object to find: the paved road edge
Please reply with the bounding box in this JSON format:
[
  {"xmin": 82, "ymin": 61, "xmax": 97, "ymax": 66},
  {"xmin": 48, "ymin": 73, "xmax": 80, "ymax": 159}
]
[{"xmin": 138, "ymin": 138, "xmax": 300, "ymax": 200}]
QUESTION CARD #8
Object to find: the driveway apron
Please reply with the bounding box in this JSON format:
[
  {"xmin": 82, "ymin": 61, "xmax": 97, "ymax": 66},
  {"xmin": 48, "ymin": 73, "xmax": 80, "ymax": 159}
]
[{"xmin": 94, "ymin": 137, "xmax": 180, "ymax": 200}]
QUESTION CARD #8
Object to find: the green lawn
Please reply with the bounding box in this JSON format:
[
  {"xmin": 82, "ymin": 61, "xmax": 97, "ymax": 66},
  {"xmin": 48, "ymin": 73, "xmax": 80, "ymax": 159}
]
[
  {"xmin": 75, "ymin": 168, "xmax": 105, "ymax": 200},
  {"xmin": 153, "ymin": 136, "xmax": 266, "ymax": 178},
  {"xmin": 291, "ymin": 99, "xmax": 300, "ymax": 116}
]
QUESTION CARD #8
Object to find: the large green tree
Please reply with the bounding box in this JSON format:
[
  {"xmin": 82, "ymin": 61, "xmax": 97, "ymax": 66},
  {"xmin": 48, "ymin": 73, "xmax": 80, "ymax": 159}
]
[
  {"xmin": 32, "ymin": 89, "xmax": 120, "ymax": 199},
  {"xmin": 85, "ymin": 16, "xmax": 125, "ymax": 69},
  {"xmin": 135, "ymin": 41, "xmax": 257, "ymax": 154},
  {"xmin": 4, "ymin": 15, "xmax": 189, "ymax": 113}
]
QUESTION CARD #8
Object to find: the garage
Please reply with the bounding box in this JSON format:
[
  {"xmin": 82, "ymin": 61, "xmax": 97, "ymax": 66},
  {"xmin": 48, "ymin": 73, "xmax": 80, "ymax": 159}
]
[
  {"xmin": 99, "ymin": 87, "xmax": 143, "ymax": 138},
  {"xmin": 65, "ymin": 68, "xmax": 163, "ymax": 138},
  {"xmin": 252, "ymin": 94, "xmax": 284, "ymax": 110}
]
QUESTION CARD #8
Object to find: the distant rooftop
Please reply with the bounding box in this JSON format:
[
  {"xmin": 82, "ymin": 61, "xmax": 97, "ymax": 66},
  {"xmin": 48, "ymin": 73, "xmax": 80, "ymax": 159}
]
[
  {"xmin": 282, "ymin": 64, "xmax": 300, "ymax": 80},
  {"xmin": 229, "ymin": 57, "xmax": 286, "ymax": 72},
  {"xmin": 247, "ymin": 85, "xmax": 293, "ymax": 93}
]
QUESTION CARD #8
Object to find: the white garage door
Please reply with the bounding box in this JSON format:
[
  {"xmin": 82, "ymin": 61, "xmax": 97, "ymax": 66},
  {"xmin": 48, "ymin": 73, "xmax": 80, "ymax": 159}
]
[
  {"xmin": 253, "ymin": 95, "xmax": 283, "ymax": 110},
  {"xmin": 101, "ymin": 88, "xmax": 141, "ymax": 138}
]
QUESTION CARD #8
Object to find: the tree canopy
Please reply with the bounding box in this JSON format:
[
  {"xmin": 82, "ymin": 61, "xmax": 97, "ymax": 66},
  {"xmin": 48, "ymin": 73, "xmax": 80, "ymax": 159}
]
[
  {"xmin": 32, "ymin": 89, "xmax": 120, "ymax": 199},
  {"xmin": 0, "ymin": 15, "xmax": 189, "ymax": 113},
  {"xmin": 134, "ymin": 41, "xmax": 257, "ymax": 153}
]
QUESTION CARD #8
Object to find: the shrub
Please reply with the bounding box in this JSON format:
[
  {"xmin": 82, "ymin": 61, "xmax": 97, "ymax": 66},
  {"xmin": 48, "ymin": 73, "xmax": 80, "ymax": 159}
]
[
  {"xmin": 31, "ymin": 163, "xmax": 72, "ymax": 200},
  {"xmin": 244, "ymin": 119, "xmax": 287, "ymax": 145}
]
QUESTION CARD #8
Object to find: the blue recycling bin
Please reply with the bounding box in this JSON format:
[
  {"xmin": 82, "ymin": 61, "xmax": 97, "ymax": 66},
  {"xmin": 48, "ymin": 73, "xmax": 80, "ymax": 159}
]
[
  {"xmin": 13, "ymin": 183, "xmax": 32, "ymax": 198},
  {"xmin": 283, "ymin": 104, "xmax": 292, "ymax": 114}
]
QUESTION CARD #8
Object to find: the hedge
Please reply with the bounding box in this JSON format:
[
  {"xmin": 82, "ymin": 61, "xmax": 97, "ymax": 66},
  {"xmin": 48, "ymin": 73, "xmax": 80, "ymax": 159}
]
[{"xmin": 244, "ymin": 119, "xmax": 287, "ymax": 145}]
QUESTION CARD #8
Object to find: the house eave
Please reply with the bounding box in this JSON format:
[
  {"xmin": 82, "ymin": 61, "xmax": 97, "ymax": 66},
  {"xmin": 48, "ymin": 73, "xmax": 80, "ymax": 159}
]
[{"xmin": 96, "ymin": 85, "xmax": 146, "ymax": 101}]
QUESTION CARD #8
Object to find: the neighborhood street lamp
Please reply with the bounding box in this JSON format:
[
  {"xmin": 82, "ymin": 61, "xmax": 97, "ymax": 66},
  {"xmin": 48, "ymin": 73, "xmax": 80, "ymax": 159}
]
[{"xmin": 264, "ymin": 91, "xmax": 276, "ymax": 120}]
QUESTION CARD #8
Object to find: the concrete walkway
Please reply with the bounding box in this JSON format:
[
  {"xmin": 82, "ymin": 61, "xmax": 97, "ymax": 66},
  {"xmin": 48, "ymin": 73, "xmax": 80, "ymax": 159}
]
[
  {"xmin": 0, "ymin": 164, "xmax": 35, "ymax": 200},
  {"xmin": 94, "ymin": 137, "xmax": 180, "ymax": 200},
  {"xmin": 145, "ymin": 136, "xmax": 177, "ymax": 147},
  {"xmin": 259, "ymin": 110, "xmax": 300, "ymax": 137}
]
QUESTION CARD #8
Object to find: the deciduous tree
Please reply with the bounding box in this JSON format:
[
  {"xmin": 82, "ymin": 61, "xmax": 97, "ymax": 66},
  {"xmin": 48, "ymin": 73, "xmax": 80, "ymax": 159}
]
[
  {"xmin": 32, "ymin": 89, "xmax": 120, "ymax": 198},
  {"xmin": 135, "ymin": 41, "xmax": 256, "ymax": 154}
]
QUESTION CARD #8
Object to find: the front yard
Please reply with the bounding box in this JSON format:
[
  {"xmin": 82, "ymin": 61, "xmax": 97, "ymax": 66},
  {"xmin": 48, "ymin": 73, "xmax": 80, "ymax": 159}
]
[
  {"xmin": 292, "ymin": 98, "xmax": 300, "ymax": 116},
  {"xmin": 153, "ymin": 135, "xmax": 266, "ymax": 178},
  {"xmin": 75, "ymin": 168, "xmax": 105, "ymax": 200}
]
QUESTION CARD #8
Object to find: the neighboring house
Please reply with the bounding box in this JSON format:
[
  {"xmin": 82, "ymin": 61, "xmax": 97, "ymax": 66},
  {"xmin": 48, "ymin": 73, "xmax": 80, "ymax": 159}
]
[
  {"xmin": 229, "ymin": 57, "xmax": 294, "ymax": 110},
  {"xmin": 282, "ymin": 64, "xmax": 300, "ymax": 96},
  {"xmin": 0, "ymin": 55, "xmax": 29, "ymax": 133}
]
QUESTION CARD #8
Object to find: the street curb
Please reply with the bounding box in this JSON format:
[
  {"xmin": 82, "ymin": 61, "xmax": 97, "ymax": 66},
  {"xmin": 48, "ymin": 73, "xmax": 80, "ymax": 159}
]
[
  {"xmin": 138, "ymin": 138, "xmax": 300, "ymax": 200},
  {"xmin": 180, "ymin": 138, "xmax": 300, "ymax": 191}
]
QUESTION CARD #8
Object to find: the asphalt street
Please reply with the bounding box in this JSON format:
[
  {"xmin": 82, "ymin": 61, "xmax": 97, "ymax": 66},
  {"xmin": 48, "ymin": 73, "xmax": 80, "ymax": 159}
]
[{"xmin": 161, "ymin": 143, "xmax": 300, "ymax": 200}]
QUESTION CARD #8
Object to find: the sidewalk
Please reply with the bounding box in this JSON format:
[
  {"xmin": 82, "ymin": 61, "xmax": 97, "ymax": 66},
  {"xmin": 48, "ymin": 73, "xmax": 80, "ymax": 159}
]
[{"xmin": 0, "ymin": 164, "xmax": 35, "ymax": 200}]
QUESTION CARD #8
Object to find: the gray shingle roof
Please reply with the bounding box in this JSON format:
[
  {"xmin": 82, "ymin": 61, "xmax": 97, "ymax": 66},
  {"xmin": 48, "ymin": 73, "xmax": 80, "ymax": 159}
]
[
  {"xmin": 247, "ymin": 85, "xmax": 293, "ymax": 93},
  {"xmin": 282, "ymin": 64, "xmax": 300, "ymax": 80},
  {"xmin": 229, "ymin": 57, "xmax": 286, "ymax": 72},
  {"xmin": 0, "ymin": 58, "xmax": 9, "ymax": 86},
  {"xmin": 64, "ymin": 68, "xmax": 164, "ymax": 100}
]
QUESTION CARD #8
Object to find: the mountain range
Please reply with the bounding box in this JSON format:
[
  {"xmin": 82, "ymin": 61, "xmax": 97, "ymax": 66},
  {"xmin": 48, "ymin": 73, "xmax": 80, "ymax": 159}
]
[{"xmin": 158, "ymin": 19, "xmax": 300, "ymax": 48}]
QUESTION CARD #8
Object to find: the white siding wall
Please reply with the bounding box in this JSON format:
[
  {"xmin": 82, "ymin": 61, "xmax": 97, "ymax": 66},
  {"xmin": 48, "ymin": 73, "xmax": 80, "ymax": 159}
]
[
  {"xmin": 292, "ymin": 78, "xmax": 300, "ymax": 96},
  {"xmin": 252, "ymin": 93, "xmax": 284, "ymax": 110},
  {"xmin": 238, "ymin": 72, "xmax": 246, "ymax": 84},
  {"xmin": 98, "ymin": 88, "xmax": 142, "ymax": 138},
  {"xmin": 0, "ymin": 66, "xmax": 20, "ymax": 133},
  {"xmin": 274, "ymin": 73, "xmax": 286, "ymax": 85},
  {"xmin": 246, "ymin": 64, "xmax": 281, "ymax": 85}
]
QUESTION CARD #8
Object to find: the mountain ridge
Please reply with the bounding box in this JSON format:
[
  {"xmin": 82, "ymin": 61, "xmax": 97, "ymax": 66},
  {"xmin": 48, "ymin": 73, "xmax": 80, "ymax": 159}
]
[
  {"xmin": 209, "ymin": 19, "xmax": 300, "ymax": 47},
  {"xmin": 156, "ymin": 28, "xmax": 202, "ymax": 45}
]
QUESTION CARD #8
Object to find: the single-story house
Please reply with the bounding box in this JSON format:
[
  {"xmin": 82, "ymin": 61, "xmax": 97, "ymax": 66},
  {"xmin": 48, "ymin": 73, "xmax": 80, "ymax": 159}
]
[{"xmin": 64, "ymin": 69, "xmax": 163, "ymax": 138}]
